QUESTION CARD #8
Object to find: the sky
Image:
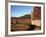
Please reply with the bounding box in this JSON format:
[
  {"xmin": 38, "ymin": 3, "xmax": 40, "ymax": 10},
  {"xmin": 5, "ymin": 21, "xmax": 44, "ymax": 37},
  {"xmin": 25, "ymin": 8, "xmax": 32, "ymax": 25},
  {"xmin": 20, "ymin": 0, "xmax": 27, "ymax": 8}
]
[{"xmin": 11, "ymin": 5, "xmax": 34, "ymax": 17}]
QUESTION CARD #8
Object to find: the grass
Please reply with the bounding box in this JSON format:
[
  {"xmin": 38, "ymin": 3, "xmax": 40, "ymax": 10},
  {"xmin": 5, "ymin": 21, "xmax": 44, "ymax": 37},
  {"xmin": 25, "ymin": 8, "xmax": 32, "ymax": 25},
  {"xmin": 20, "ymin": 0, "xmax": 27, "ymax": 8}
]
[
  {"xmin": 16, "ymin": 23, "xmax": 41, "ymax": 30},
  {"xmin": 15, "ymin": 23, "xmax": 32, "ymax": 26},
  {"xmin": 11, "ymin": 22, "xmax": 41, "ymax": 31}
]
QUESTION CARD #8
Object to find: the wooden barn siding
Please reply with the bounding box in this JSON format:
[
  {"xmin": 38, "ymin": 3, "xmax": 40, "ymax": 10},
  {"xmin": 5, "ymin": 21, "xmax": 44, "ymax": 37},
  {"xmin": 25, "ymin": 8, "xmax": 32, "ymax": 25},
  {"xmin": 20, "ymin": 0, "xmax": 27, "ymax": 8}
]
[
  {"xmin": 11, "ymin": 18, "xmax": 31, "ymax": 23},
  {"xmin": 32, "ymin": 7, "xmax": 41, "ymax": 20}
]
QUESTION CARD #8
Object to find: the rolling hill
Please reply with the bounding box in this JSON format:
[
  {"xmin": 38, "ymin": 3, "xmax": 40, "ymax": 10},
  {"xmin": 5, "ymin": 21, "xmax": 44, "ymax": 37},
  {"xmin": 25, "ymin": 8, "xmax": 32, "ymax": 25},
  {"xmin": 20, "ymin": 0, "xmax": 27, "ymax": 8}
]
[{"xmin": 16, "ymin": 14, "xmax": 31, "ymax": 19}]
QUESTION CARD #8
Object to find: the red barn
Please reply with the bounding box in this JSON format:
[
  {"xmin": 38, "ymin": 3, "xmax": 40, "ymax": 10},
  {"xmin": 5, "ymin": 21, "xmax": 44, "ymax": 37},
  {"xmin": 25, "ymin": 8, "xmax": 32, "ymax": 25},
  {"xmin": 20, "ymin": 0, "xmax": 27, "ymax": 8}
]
[{"xmin": 31, "ymin": 7, "xmax": 41, "ymax": 26}]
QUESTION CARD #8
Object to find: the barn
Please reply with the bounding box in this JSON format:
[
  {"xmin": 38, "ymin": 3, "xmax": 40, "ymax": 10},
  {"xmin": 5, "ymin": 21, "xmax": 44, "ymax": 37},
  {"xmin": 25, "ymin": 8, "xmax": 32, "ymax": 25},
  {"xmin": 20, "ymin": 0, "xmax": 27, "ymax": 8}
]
[{"xmin": 31, "ymin": 7, "xmax": 41, "ymax": 26}]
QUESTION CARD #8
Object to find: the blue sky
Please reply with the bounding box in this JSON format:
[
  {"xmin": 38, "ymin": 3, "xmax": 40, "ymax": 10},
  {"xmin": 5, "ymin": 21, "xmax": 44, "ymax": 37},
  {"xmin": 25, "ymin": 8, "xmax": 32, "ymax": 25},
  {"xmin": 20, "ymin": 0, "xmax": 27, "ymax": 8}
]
[{"xmin": 11, "ymin": 5, "xmax": 33, "ymax": 17}]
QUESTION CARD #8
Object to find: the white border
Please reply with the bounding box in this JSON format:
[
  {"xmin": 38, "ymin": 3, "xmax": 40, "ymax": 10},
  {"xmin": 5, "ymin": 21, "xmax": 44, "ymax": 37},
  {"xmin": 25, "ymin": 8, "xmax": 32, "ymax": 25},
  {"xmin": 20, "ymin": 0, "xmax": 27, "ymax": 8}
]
[{"xmin": 8, "ymin": 2, "xmax": 44, "ymax": 35}]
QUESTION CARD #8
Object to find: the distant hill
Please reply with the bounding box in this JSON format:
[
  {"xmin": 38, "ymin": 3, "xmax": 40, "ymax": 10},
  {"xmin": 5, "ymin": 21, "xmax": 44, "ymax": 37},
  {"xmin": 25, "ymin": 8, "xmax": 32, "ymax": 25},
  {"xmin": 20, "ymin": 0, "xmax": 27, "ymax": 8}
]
[{"xmin": 16, "ymin": 14, "xmax": 31, "ymax": 19}]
